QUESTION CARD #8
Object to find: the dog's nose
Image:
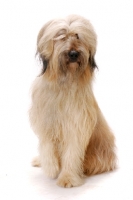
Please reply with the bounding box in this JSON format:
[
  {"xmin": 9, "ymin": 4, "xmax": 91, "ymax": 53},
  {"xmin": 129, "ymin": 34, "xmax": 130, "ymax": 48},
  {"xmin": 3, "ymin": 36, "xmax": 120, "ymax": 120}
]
[{"xmin": 68, "ymin": 50, "xmax": 79, "ymax": 62}]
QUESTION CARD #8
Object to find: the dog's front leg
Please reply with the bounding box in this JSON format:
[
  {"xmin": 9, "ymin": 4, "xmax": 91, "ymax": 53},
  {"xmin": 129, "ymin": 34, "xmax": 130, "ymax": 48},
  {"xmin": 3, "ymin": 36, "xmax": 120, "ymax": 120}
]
[
  {"xmin": 57, "ymin": 138, "xmax": 87, "ymax": 188},
  {"xmin": 39, "ymin": 142, "xmax": 60, "ymax": 179}
]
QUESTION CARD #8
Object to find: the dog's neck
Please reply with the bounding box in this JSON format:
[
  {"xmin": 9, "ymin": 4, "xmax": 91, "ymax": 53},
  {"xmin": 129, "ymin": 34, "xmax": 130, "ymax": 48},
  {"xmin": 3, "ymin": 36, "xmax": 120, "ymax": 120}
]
[{"xmin": 41, "ymin": 73, "xmax": 94, "ymax": 97}]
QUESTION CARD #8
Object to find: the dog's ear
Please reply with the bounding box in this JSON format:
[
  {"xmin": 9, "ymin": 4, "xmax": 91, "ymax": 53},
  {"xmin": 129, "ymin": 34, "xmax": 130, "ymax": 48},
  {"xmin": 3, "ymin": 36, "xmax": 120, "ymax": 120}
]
[
  {"xmin": 37, "ymin": 20, "xmax": 53, "ymax": 45},
  {"xmin": 42, "ymin": 58, "xmax": 48, "ymax": 74},
  {"xmin": 38, "ymin": 55, "xmax": 48, "ymax": 75},
  {"xmin": 89, "ymin": 53, "xmax": 98, "ymax": 71},
  {"xmin": 36, "ymin": 53, "xmax": 48, "ymax": 76},
  {"xmin": 36, "ymin": 20, "xmax": 53, "ymax": 76}
]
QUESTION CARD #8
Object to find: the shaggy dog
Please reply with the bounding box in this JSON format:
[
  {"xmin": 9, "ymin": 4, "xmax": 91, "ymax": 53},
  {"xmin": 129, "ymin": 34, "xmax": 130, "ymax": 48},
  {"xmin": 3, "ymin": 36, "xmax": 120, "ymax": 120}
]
[{"xmin": 29, "ymin": 15, "xmax": 116, "ymax": 188}]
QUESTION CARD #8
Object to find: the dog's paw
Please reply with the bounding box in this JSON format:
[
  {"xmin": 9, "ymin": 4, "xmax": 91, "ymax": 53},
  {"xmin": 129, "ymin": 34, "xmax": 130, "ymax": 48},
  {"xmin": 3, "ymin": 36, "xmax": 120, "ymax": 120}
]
[
  {"xmin": 57, "ymin": 172, "xmax": 83, "ymax": 188},
  {"xmin": 32, "ymin": 156, "xmax": 41, "ymax": 167}
]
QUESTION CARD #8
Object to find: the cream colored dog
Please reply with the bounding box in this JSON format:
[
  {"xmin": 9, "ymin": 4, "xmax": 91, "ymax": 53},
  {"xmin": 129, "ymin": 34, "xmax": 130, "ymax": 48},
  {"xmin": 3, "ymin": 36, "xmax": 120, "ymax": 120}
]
[{"xmin": 29, "ymin": 15, "xmax": 116, "ymax": 188}]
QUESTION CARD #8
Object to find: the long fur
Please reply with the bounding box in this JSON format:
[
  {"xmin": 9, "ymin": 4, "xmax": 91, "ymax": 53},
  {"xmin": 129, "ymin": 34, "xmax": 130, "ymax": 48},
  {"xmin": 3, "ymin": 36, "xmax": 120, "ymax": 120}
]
[{"xmin": 29, "ymin": 15, "xmax": 116, "ymax": 188}]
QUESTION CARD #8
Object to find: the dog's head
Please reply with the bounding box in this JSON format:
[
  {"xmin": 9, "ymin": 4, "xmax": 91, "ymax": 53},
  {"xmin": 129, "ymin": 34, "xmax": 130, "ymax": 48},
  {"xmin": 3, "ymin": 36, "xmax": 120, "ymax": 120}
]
[{"xmin": 37, "ymin": 15, "xmax": 97, "ymax": 83}]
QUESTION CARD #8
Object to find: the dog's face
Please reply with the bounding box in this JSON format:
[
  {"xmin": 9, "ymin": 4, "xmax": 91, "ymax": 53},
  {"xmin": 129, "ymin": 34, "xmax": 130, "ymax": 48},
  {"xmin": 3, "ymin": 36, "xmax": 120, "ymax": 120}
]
[{"xmin": 37, "ymin": 15, "xmax": 97, "ymax": 83}]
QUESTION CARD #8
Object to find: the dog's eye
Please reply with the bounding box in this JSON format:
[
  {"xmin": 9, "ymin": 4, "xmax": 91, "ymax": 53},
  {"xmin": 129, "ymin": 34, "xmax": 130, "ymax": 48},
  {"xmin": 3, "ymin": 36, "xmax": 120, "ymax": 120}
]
[{"xmin": 75, "ymin": 34, "xmax": 79, "ymax": 39}]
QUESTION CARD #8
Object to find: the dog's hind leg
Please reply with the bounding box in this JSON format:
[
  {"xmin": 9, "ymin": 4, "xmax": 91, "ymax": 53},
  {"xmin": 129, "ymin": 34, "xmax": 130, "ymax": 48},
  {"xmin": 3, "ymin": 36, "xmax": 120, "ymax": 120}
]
[{"xmin": 83, "ymin": 110, "xmax": 117, "ymax": 175}]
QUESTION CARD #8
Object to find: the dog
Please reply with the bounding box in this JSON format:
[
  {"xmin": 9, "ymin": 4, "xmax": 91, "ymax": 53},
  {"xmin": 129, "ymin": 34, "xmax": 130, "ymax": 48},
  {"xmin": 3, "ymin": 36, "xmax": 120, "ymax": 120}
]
[{"xmin": 29, "ymin": 15, "xmax": 117, "ymax": 188}]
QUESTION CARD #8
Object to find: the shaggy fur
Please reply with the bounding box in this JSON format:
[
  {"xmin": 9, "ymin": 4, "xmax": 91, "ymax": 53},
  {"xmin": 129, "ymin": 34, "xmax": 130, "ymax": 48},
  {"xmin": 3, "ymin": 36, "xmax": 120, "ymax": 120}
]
[{"xmin": 29, "ymin": 15, "xmax": 116, "ymax": 188}]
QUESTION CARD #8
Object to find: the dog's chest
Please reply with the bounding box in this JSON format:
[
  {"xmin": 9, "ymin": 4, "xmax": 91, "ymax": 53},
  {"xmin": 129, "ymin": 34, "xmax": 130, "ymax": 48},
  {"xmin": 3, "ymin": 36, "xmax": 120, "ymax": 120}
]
[{"xmin": 40, "ymin": 86, "xmax": 96, "ymax": 129}]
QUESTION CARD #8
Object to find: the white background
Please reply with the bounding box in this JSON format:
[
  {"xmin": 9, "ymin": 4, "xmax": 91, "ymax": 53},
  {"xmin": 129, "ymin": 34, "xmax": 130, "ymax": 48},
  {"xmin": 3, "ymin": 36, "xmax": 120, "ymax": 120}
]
[{"xmin": 0, "ymin": 0, "xmax": 133, "ymax": 199}]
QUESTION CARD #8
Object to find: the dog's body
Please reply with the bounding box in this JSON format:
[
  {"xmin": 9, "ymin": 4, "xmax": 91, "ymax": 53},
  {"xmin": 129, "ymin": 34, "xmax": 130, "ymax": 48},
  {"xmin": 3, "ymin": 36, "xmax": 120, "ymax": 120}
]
[{"xmin": 29, "ymin": 15, "xmax": 116, "ymax": 187}]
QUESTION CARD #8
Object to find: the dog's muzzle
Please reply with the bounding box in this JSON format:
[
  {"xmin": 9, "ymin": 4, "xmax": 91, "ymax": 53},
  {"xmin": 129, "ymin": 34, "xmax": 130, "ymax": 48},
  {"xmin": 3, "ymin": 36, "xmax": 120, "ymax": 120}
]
[{"xmin": 68, "ymin": 50, "xmax": 79, "ymax": 62}]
